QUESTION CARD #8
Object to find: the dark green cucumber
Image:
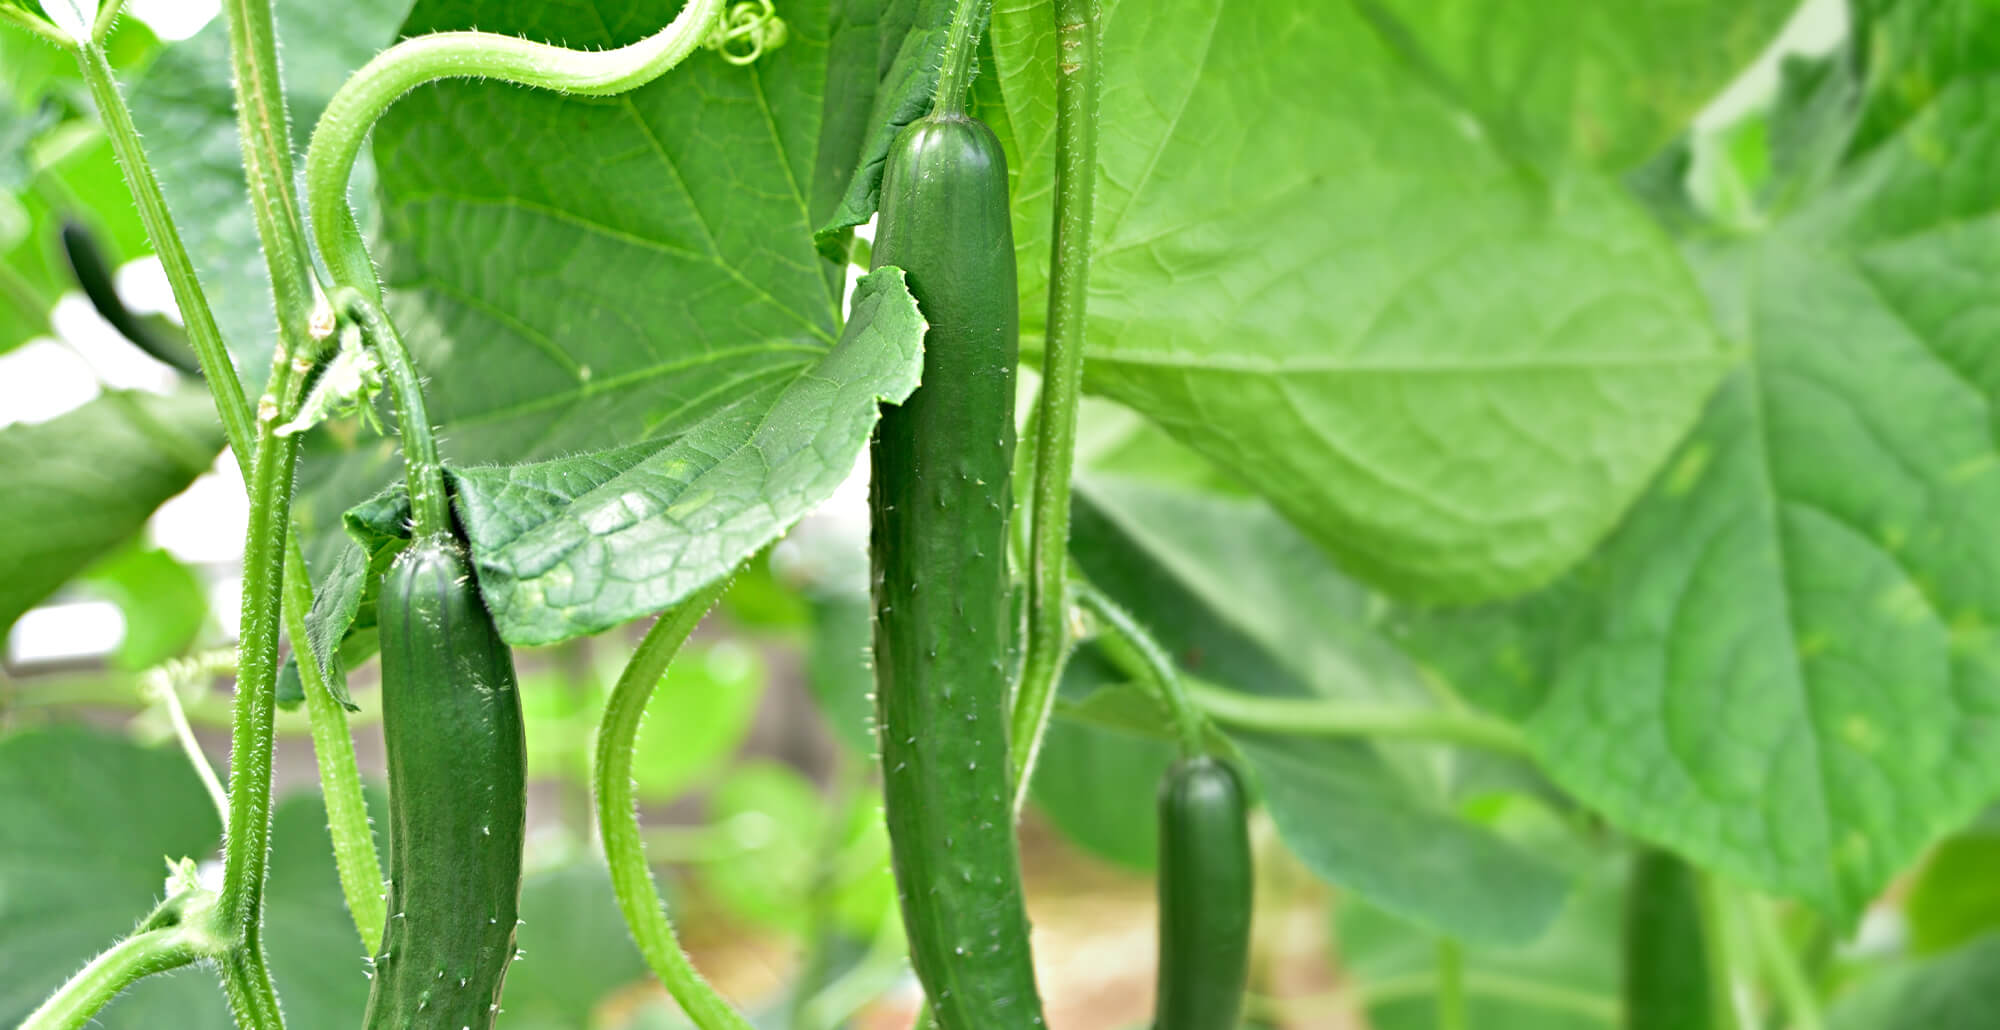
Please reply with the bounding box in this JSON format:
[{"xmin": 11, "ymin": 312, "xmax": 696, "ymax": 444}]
[
  {"xmin": 364, "ymin": 537, "xmax": 526, "ymax": 1030},
  {"xmin": 1623, "ymin": 848, "xmax": 1720, "ymax": 1030},
  {"xmin": 1155, "ymin": 756, "xmax": 1253, "ymax": 1030},
  {"xmin": 869, "ymin": 110, "xmax": 1045, "ymax": 1029}
]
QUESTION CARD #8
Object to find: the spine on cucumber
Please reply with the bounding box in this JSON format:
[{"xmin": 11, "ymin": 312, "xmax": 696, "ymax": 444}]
[
  {"xmin": 868, "ymin": 110, "xmax": 1046, "ymax": 1029},
  {"xmin": 364, "ymin": 535, "xmax": 527, "ymax": 1030},
  {"xmin": 1154, "ymin": 756, "xmax": 1254, "ymax": 1030}
]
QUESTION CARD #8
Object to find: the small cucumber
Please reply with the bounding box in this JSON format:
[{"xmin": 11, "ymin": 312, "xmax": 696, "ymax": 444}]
[
  {"xmin": 364, "ymin": 537, "xmax": 526, "ymax": 1030},
  {"xmin": 1155, "ymin": 755, "xmax": 1254, "ymax": 1030}
]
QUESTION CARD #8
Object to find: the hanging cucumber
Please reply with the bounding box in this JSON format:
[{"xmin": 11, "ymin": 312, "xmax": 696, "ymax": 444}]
[
  {"xmin": 866, "ymin": 11, "xmax": 1045, "ymax": 1023},
  {"xmin": 1154, "ymin": 756, "xmax": 1254, "ymax": 1030},
  {"xmin": 1624, "ymin": 848, "xmax": 1722, "ymax": 1030},
  {"xmin": 364, "ymin": 536, "xmax": 526, "ymax": 1030},
  {"xmin": 339, "ymin": 291, "xmax": 527, "ymax": 1030}
]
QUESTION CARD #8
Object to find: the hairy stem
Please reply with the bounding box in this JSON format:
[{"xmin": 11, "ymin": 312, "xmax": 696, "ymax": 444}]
[
  {"xmin": 1745, "ymin": 898, "xmax": 1822, "ymax": 1030},
  {"xmin": 1072, "ymin": 581, "xmax": 1205, "ymax": 757},
  {"xmin": 77, "ymin": 34, "xmax": 292, "ymax": 1025},
  {"xmin": 286, "ymin": 546, "xmax": 387, "ymax": 951},
  {"xmin": 216, "ymin": 0, "xmax": 391, "ymax": 954},
  {"xmin": 594, "ymin": 579, "xmax": 754, "ymax": 1030},
  {"xmin": 149, "ymin": 667, "xmax": 230, "ymax": 823},
  {"xmin": 1700, "ymin": 877, "xmax": 1751, "ymax": 1030},
  {"xmin": 1006, "ymin": 0, "xmax": 1100, "ymax": 799},
  {"xmin": 931, "ymin": 0, "xmax": 992, "ymax": 114},
  {"xmin": 1187, "ymin": 681, "xmax": 1532, "ymax": 756},
  {"xmin": 74, "ymin": 39, "xmax": 254, "ymax": 451},
  {"xmin": 90, "ymin": 0, "xmax": 129, "ymax": 43},
  {"xmin": 76, "ymin": 2, "xmax": 387, "ymax": 970},
  {"xmin": 219, "ymin": 0, "xmax": 321, "ymax": 345},
  {"xmin": 216, "ymin": 943, "xmax": 286, "ymax": 1030},
  {"xmin": 305, "ymin": 0, "xmax": 725, "ymax": 298},
  {"xmin": 19, "ymin": 928, "xmax": 206, "ymax": 1030},
  {"xmin": 0, "ymin": 5, "xmax": 73, "ymax": 47},
  {"xmin": 334, "ymin": 291, "xmax": 450, "ymax": 541}
]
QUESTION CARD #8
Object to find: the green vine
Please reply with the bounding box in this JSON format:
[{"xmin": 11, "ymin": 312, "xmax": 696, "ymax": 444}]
[
  {"xmin": 1072, "ymin": 581, "xmax": 1207, "ymax": 758},
  {"xmin": 593, "ymin": 578, "xmax": 755, "ymax": 1030},
  {"xmin": 1007, "ymin": 0, "xmax": 1101, "ymax": 799},
  {"xmin": 304, "ymin": 0, "xmax": 729, "ymax": 297},
  {"xmin": 331, "ymin": 289, "xmax": 450, "ymax": 541}
]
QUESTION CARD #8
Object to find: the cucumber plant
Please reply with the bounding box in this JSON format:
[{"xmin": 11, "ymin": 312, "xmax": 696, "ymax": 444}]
[{"xmin": 12, "ymin": 1, "xmax": 2000, "ymax": 1029}]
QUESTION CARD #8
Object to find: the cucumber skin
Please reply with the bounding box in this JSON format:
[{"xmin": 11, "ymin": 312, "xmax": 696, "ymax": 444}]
[
  {"xmin": 1155, "ymin": 756, "xmax": 1254, "ymax": 1030},
  {"xmin": 364, "ymin": 539, "xmax": 526, "ymax": 1030},
  {"xmin": 1624, "ymin": 848, "xmax": 1717, "ymax": 1030},
  {"xmin": 869, "ymin": 112, "xmax": 1046, "ymax": 1030}
]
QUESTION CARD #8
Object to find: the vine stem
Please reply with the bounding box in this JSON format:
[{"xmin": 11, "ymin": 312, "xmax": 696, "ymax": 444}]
[
  {"xmin": 1701, "ymin": 876, "xmax": 1751, "ymax": 1030},
  {"xmin": 333, "ymin": 290, "xmax": 449, "ymax": 541},
  {"xmin": 594, "ymin": 579, "xmax": 755, "ymax": 1030},
  {"xmin": 1071, "ymin": 582, "xmax": 1205, "ymax": 757},
  {"xmin": 0, "ymin": 5, "xmax": 73, "ymax": 47},
  {"xmin": 1188, "ymin": 681, "xmax": 1531, "ymax": 756},
  {"xmin": 288, "ymin": 545, "xmax": 387, "ymax": 950},
  {"xmin": 74, "ymin": 35, "xmax": 291, "ymax": 1030},
  {"xmin": 1006, "ymin": 0, "xmax": 1100, "ymax": 801},
  {"xmin": 19, "ymin": 928, "xmax": 208, "ymax": 1030},
  {"xmin": 70, "ymin": 0, "xmax": 387, "ymax": 972},
  {"xmin": 216, "ymin": 0, "xmax": 389, "ymax": 952},
  {"xmin": 147, "ymin": 663, "xmax": 231, "ymax": 823},
  {"xmin": 304, "ymin": 0, "xmax": 726, "ymax": 298},
  {"xmin": 90, "ymin": 0, "xmax": 129, "ymax": 43},
  {"xmin": 1436, "ymin": 938, "xmax": 1467, "ymax": 1030},
  {"xmin": 931, "ymin": 0, "xmax": 992, "ymax": 113},
  {"xmin": 1745, "ymin": 891, "xmax": 1824, "ymax": 1030}
]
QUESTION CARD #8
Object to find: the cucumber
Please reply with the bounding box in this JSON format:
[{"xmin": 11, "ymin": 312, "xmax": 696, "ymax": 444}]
[
  {"xmin": 868, "ymin": 110, "xmax": 1045, "ymax": 1030},
  {"xmin": 364, "ymin": 537, "xmax": 526, "ymax": 1030},
  {"xmin": 1155, "ymin": 756, "xmax": 1253, "ymax": 1030},
  {"xmin": 1624, "ymin": 848, "xmax": 1720, "ymax": 1030}
]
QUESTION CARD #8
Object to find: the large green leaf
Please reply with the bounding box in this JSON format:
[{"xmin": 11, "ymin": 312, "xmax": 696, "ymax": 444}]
[
  {"xmin": 1393, "ymin": 60, "xmax": 2000, "ymax": 921},
  {"xmin": 125, "ymin": 0, "xmax": 412, "ymax": 385},
  {"xmin": 366, "ymin": 0, "xmax": 843, "ymax": 471},
  {"xmin": 0, "ymin": 387, "xmax": 223, "ymax": 633},
  {"xmin": 986, "ymin": 0, "xmax": 1789, "ymax": 602}
]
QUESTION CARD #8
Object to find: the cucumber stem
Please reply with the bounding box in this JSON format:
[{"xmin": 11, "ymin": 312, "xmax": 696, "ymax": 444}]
[
  {"xmin": 1072, "ymin": 581, "xmax": 1208, "ymax": 758},
  {"xmin": 931, "ymin": 0, "xmax": 993, "ymax": 114},
  {"xmin": 335, "ymin": 290, "xmax": 452, "ymax": 542}
]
